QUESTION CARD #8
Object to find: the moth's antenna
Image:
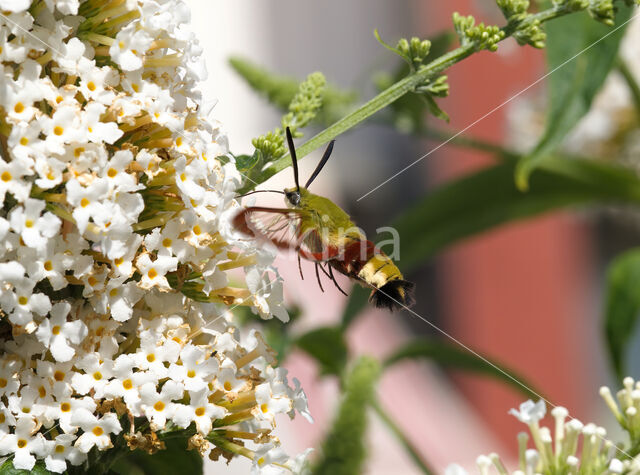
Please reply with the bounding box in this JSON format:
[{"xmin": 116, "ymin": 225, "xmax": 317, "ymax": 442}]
[
  {"xmin": 285, "ymin": 127, "xmax": 300, "ymax": 192},
  {"xmin": 305, "ymin": 140, "xmax": 335, "ymax": 189},
  {"xmin": 236, "ymin": 189, "xmax": 285, "ymax": 198}
]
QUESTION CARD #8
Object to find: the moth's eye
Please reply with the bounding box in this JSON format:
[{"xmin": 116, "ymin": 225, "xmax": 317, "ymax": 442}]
[{"xmin": 287, "ymin": 192, "xmax": 300, "ymax": 206}]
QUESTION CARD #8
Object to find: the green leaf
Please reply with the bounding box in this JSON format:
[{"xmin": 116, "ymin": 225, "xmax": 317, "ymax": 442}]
[
  {"xmin": 515, "ymin": 3, "xmax": 631, "ymax": 190},
  {"xmin": 340, "ymin": 285, "xmax": 370, "ymax": 329},
  {"xmin": 295, "ymin": 326, "xmax": 348, "ymax": 376},
  {"xmin": 385, "ymin": 338, "xmax": 541, "ymax": 400},
  {"xmin": 604, "ymin": 249, "xmax": 640, "ymax": 380},
  {"xmin": 110, "ymin": 437, "xmax": 203, "ymax": 475},
  {"xmin": 397, "ymin": 158, "xmax": 640, "ymax": 273},
  {"xmin": 0, "ymin": 461, "xmax": 51, "ymax": 475},
  {"xmin": 313, "ymin": 357, "xmax": 380, "ymax": 475},
  {"xmin": 235, "ymin": 150, "xmax": 262, "ymax": 172},
  {"xmin": 420, "ymin": 93, "xmax": 449, "ymax": 122}
]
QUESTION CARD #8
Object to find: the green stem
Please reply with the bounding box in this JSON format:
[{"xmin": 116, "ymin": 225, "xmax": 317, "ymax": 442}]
[
  {"xmin": 371, "ymin": 399, "xmax": 434, "ymax": 475},
  {"xmin": 254, "ymin": 3, "xmax": 579, "ymax": 188},
  {"xmin": 617, "ymin": 57, "xmax": 640, "ymax": 121}
]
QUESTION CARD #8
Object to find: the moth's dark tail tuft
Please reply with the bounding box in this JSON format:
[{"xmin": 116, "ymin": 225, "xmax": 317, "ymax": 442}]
[{"xmin": 370, "ymin": 280, "xmax": 415, "ymax": 311}]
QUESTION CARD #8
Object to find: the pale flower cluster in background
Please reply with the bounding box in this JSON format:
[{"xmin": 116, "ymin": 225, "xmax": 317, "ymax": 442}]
[{"xmin": 0, "ymin": 0, "xmax": 309, "ymax": 472}]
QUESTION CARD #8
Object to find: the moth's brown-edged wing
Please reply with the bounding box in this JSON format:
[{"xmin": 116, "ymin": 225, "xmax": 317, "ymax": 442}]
[{"xmin": 233, "ymin": 206, "xmax": 341, "ymax": 262}]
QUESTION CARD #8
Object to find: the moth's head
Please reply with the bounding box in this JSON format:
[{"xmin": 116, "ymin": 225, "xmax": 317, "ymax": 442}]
[{"xmin": 284, "ymin": 187, "xmax": 306, "ymax": 207}]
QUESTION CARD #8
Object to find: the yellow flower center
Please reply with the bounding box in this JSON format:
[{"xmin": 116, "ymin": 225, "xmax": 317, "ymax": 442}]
[
  {"xmin": 17, "ymin": 439, "xmax": 27, "ymax": 449},
  {"xmin": 93, "ymin": 372, "xmax": 102, "ymax": 381},
  {"xmin": 1, "ymin": 171, "xmax": 11, "ymax": 182},
  {"xmin": 18, "ymin": 296, "xmax": 28, "ymax": 306},
  {"xmin": 24, "ymin": 220, "xmax": 33, "ymax": 228},
  {"xmin": 56, "ymin": 95, "xmax": 63, "ymax": 104},
  {"xmin": 52, "ymin": 325, "xmax": 61, "ymax": 335},
  {"xmin": 195, "ymin": 407, "xmax": 205, "ymax": 417},
  {"xmin": 87, "ymin": 81, "xmax": 96, "ymax": 91},
  {"xmin": 88, "ymin": 276, "xmax": 98, "ymax": 287},
  {"xmin": 74, "ymin": 147, "xmax": 85, "ymax": 157},
  {"xmin": 193, "ymin": 225, "xmax": 202, "ymax": 235},
  {"xmin": 180, "ymin": 172, "xmax": 186, "ymax": 182},
  {"xmin": 14, "ymin": 102, "xmax": 24, "ymax": 113},
  {"xmin": 0, "ymin": 378, "xmax": 7, "ymax": 388},
  {"xmin": 92, "ymin": 426, "xmax": 104, "ymax": 436},
  {"xmin": 109, "ymin": 288, "xmax": 118, "ymax": 297},
  {"xmin": 38, "ymin": 386, "xmax": 46, "ymax": 398},
  {"xmin": 187, "ymin": 370, "xmax": 196, "ymax": 378},
  {"xmin": 176, "ymin": 137, "xmax": 182, "ymax": 146},
  {"xmin": 107, "ymin": 168, "xmax": 117, "ymax": 178},
  {"xmin": 132, "ymin": 83, "xmax": 140, "ymax": 93},
  {"xmin": 54, "ymin": 371, "xmax": 64, "ymax": 382},
  {"xmin": 53, "ymin": 126, "xmax": 64, "ymax": 136},
  {"xmin": 44, "ymin": 261, "xmax": 53, "ymax": 271},
  {"xmin": 60, "ymin": 402, "xmax": 71, "ymax": 412},
  {"xmin": 260, "ymin": 403, "xmax": 269, "ymax": 413},
  {"xmin": 223, "ymin": 381, "xmax": 232, "ymax": 391},
  {"xmin": 55, "ymin": 445, "xmax": 65, "ymax": 453},
  {"xmin": 0, "ymin": 414, "xmax": 4, "ymax": 423},
  {"xmin": 153, "ymin": 401, "xmax": 165, "ymax": 412},
  {"xmin": 19, "ymin": 137, "xmax": 28, "ymax": 146},
  {"xmin": 123, "ymin": 379, "xmax": 133, "ymax": 390},
  {"xmin": 162, "ymin": 238, "xmax": 172, "ymax": 248},
  {"xmin": 147, "ymin": 268, "xmax": 158, "ymax": 279},
  {"xmin": 146, "ymin": 354, "xmax": 155, "ymax": 363},
  {"xmin": 80, "ymin": 197, "xmax": 90, "ymax": 208}
]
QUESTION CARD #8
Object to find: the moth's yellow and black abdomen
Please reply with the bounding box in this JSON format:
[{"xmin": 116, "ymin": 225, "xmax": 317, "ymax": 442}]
[{"xmin": 357, "ymin": 252, "xmax": 414, "ymax": 311}]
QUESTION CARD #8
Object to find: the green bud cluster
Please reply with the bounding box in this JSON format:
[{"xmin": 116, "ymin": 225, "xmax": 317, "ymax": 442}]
[
  {"xmin": 588, "ymin": 0, "xmax": 616, "ymax": 25},
  {"xmin": 396, "ymin": 37, "xmax": 432, "ymax": 70},
  {"xmin": 552, "ymin": 0, "xmax": 590, "ymax": 10},
  {"xmin": 496, "ymin": 0, "xmax": 531, "ymax": 22},
  {"xmin": 495, "ymin": 0, "xmax": 546, "ymax": 48},
  {"xmin": 281, "ymin": 72, "xmax": 326, "ymax": 134},
  {"xmin": 452, "ymin": 13, "xmax": 505, "ymax": 52},
  {"xmin": 251, "ymin": 72, "xmax": 326, "ymax": 164}
]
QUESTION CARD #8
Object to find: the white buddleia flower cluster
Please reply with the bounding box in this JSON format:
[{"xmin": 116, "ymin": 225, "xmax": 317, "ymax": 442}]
[
  {"xmin": 446, "ymin": 397, "xmax": 629, "ymax": 475},
  {"xmin": 0, "ymin": 0, "xmax": 310, "ymax": 473}
]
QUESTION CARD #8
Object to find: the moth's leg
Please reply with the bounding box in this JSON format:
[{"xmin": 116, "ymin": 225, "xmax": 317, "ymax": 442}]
[
  {"xmin": 314, "ymin": 262, "xmax": 325, "ymax": 293},
  {"xmin": 297, "ymin": 254, "xmax": 304, "ymax": 280},
  {"xmin": 328, "ymin": 264, "xmax": 348, "ymax": 296}
]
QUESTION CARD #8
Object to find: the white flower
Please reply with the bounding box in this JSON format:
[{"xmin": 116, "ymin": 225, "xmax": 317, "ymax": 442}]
[
  {"xmin": 444, "ymin": 464, "xmax": 469, "ymax": 475},
  {"xmin": 45, "ymin": 434, "xmax": 86, "ymax": 473},
  {"xmin": 71, "ymin": 409, "xmax": 122, "ymax": 453},
  {"xmin": 139, "ymin": 379, "xmax": 184, "ymax": 429},
  {"xmin": 509, "ymin": 399, "xmax": 546, "ymax": 425},
  {"xmin": 0, "ymin": 417, "xmax": 51, "ymax": 470},
  {"xmin": 66, "ymin": 178, "xmax": 110, "ymax": 234},
  {"xmin": 173, "ymin": 388, "xmax": 225, "ymax": 434},
  {"xmin": 168, "ymin": 344, "xmax": 218, "ymax": 392},
  {"xmin": 35, "ymin": 302, "xmax": 88, "ymax": 362},
  {"xmin": 136, "ymin": 253, "xmax": 178, "ymax": 290}
]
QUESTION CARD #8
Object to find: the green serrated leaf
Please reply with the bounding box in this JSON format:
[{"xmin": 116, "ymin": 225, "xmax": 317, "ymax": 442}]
[
  {"xmin": 515, "ymin": 3, "xmax": 631, "ymax": 190},
  {"xmin": 384, "ymin": 338, "xmax": 542, "ymax": 399},
  {"xmin": 110, "ymin": 437, "xmax": 203, "ymax": 475},
  {"xmin": 604, "ymin": 249, "xmax": 640, "ymax": 380},
  {"xmin": 296, "ymin": 326, "xmax": 348, "ymax": 376},
  {"xmin": 313, "ymin": 357, "xmax": 380, "ymax": 475}
]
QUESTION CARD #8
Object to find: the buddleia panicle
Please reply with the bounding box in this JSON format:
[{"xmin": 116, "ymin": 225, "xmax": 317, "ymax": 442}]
[
  {"xmin": 452, "ymin": 13, "xmax": 505, "ymax": 52},
  {"xmin": 252, "ymin": 72, "xmax": 326, "ymax": 161},
  {"xmin": 228, "ymin": 57, "xmax": 300, "ymax": 110},
  {"xmin": 282, "ymin": 72, "xmax": 326, "ymax": 135}
]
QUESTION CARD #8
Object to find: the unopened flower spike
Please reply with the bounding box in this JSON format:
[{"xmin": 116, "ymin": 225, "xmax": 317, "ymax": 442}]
[
  {"xmin": 374, "ymin": 29, "xmax": 432, "ymax": 71},
  {"xmin": 452, "ymin": 13, "xmax": 505, "ymax": 52}
]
